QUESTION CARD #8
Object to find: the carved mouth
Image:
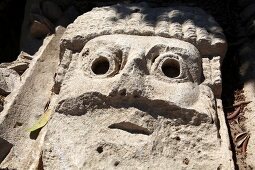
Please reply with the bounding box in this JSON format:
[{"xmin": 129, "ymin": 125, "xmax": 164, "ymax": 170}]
[
  {"xmin": 56, "ymin": 92, "xmax": 212, "ymax": 126},
  {"xmin": 108, "ymin": 121, "xmax": 152, "ymax": 135}
]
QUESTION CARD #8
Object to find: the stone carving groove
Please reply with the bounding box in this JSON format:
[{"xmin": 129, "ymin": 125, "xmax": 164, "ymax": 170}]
[{"xmin": 61, "ymin": 3, "xmax": 227, "ymax": 57}]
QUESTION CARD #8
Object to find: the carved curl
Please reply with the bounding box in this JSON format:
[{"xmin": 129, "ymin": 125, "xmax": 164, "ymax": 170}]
[{"xmin": 61, "ymin": 3, "xmax": 227, "ymax": 60}]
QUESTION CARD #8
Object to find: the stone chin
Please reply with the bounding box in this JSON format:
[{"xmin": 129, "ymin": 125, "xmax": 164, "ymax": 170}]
[
  {"xmin": 44, "ymin": 85, "xmax": 217, "ymax": 169},
  {"xmin": 45, "ymin": 85, "xmax": 217, "ymax": 169}
]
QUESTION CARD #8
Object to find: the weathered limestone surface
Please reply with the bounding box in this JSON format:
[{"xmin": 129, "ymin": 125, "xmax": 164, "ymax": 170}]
[
  {"xmin": 0, "ymin": 68, "xmax": 20, "ymax": 95},
  {"xmin": 44, "ymin": 3, "xmax": 233, "ymax": 170},
  {"xmin": 0, "ymin": 27, "xmax": 65, "ymax": 169},
  {"xmin": 0, "ymin": 3, "xmax": 234, "ymax": 170}
]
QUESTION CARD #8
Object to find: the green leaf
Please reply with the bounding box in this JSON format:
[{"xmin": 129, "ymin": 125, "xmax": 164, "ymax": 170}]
[{"xmin": 27, "ymin": 109, "xmax": 53, "ymax": 132}]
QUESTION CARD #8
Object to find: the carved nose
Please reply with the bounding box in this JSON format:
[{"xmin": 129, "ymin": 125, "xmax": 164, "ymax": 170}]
[
  {"xmin": 109, "ymin": 56, "xmax": 147, "ymax": 98},
  {"xmin": 122, "ymin": 57, "xmax": 149, "ymax": 75},
  {"xmin": 109, "ymin": 74, "xmax": 144, "ymax": 98},
  {"xmin": 109, "ymin": 88, "xmax": 142, "ymax": 98},
  {"xmin": 117, "ymin": 87, "xmax": 142, "ymax": 98}
]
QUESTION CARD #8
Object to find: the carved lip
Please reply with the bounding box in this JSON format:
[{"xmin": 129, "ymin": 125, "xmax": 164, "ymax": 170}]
[
  {"xmin": 108, "ymin": 121, "xmax": 152, "ymax": 135},
  {"xmin": 56, "ymin": 92, "xmax": 211, "ymax": 126}
]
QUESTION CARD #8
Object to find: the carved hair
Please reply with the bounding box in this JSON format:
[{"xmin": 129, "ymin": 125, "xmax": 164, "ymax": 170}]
[{"xmin": 61, "ymin": 3, "xmax": 227, "ymax": 59}]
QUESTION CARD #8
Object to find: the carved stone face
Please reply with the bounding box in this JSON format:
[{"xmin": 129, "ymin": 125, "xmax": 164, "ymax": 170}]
[
  {"xmin": 43, "ymin": 34, "xmax": 222, "ymax": 169},
  {"xmin": 57, "ymin": 35, "xmax": 213, "ymax": 113}
]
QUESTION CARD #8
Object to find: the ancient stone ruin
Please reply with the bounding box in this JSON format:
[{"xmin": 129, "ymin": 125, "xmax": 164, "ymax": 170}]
[{"xmin": 0, "ymin": 1, "xmax": 255, "ymax": 169}]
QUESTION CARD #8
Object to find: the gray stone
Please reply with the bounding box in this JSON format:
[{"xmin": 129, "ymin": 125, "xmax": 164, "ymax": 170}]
[
  {"xmin": 0, "ymin": 27, "xmax": 65, "ymax": 169},
  {"xmin": 7, "ymin": 62, "xmax": 29, "ymax": 75},
  {"xmin": 0, "ymin": 62, "xmax": 29, "ymax": 75},
  {"xmin": 0, "ymin": 52, "xmax": 31, "ymax": 75},
  {"xmin": 0, "ymin": 68, "xmax": 20, "ymax": 95}
]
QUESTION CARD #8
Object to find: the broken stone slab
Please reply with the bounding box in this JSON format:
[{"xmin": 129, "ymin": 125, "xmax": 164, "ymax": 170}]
[
  {"xmin": 7, "ymin": 62, "xmax": 29, "ymax": 75},
  {"xmin": 0, "ymin": 26, "xmax": 65, "ymax": 169},
  {"xmin": 0, "ymin": 68, "xmax": 20, "ymax": 96},
  {"xmin": 0, "ymin": 52, "xmax": 32, "ymax": 76}
]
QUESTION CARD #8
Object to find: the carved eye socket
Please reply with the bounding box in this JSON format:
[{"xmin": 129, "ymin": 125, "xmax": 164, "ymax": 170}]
[
  {"xmin": 151, "ymin": 52, "xmax": 187, "ymax": 82},
  {"xmin": 161, "ymin": 59, "xmax": 180, "ymax": 78},
  {"xmin": 85, "ymin": 49, "xmax": 122, "ymax": 78},
  {"xmin": 91, "ymin": 57, "xmax": 110, "ymax": 75}
]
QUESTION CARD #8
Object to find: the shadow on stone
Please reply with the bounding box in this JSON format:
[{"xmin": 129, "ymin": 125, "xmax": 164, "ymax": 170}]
[
  {"xmin": 29, "ymin": 128, "xmax": 42, "ymax": 140},
  {"xmin": 0, "ymin": 137, "xmax": 13, "ymax": 164}
]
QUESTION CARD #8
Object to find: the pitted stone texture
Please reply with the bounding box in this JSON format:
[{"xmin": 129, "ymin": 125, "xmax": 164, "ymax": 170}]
[
  {"xmin": 202, "ymin": 56, "xmax": 222, "ymax": 98},
  {"xmin": 61, "ymin": 3, "xmax": 227, "ymax": 58},
  {"xmin": 0, "ymin": 68, "xmax": 20, "ymax": 95},
  {"xmin": 43, "ymin": 109, "xmax": 221, "ymax": 170},
  {"xmin": 43, "ymin": 32, "xmax": 233, "ymax": 169}
]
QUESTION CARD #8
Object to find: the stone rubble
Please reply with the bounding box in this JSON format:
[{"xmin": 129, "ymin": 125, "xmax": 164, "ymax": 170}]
[{"xmin": 0, "ymin": 68, "xmax": 20, "ymax": 96}]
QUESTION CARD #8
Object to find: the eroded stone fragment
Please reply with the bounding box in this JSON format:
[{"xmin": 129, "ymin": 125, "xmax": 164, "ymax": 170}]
[
  {"xmin": 0, "ymin": 27, "xmax": 65, "ymax": 169},
  {"xmin": 0, "ymin": 68, "xmax": 20, "ymax": 95},
  {"xmin": 7, "ymin": 62, "xmax": 29, "ymax": 75}
]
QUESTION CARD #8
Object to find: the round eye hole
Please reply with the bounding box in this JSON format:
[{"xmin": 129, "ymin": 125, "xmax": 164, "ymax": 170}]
[
  {"xmin": 161, "ymin": 59, "xmax": 180, "ymax": 78},
  {"xmin": 91, "ymin": 57, "xmax": 110, "ymax": 75}
]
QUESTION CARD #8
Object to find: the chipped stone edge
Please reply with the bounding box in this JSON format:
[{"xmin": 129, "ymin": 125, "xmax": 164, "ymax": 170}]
[
  {"xmin": 216, "ymin": 99, "xmax": 235, "ymax": 169},
  {"xmin": 242, "ymin": 81, "xmax": 255, "ymax": 168},
  {"xmin": 0, "ymin": 34, "xmax": 54, "ymax": 126}
]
